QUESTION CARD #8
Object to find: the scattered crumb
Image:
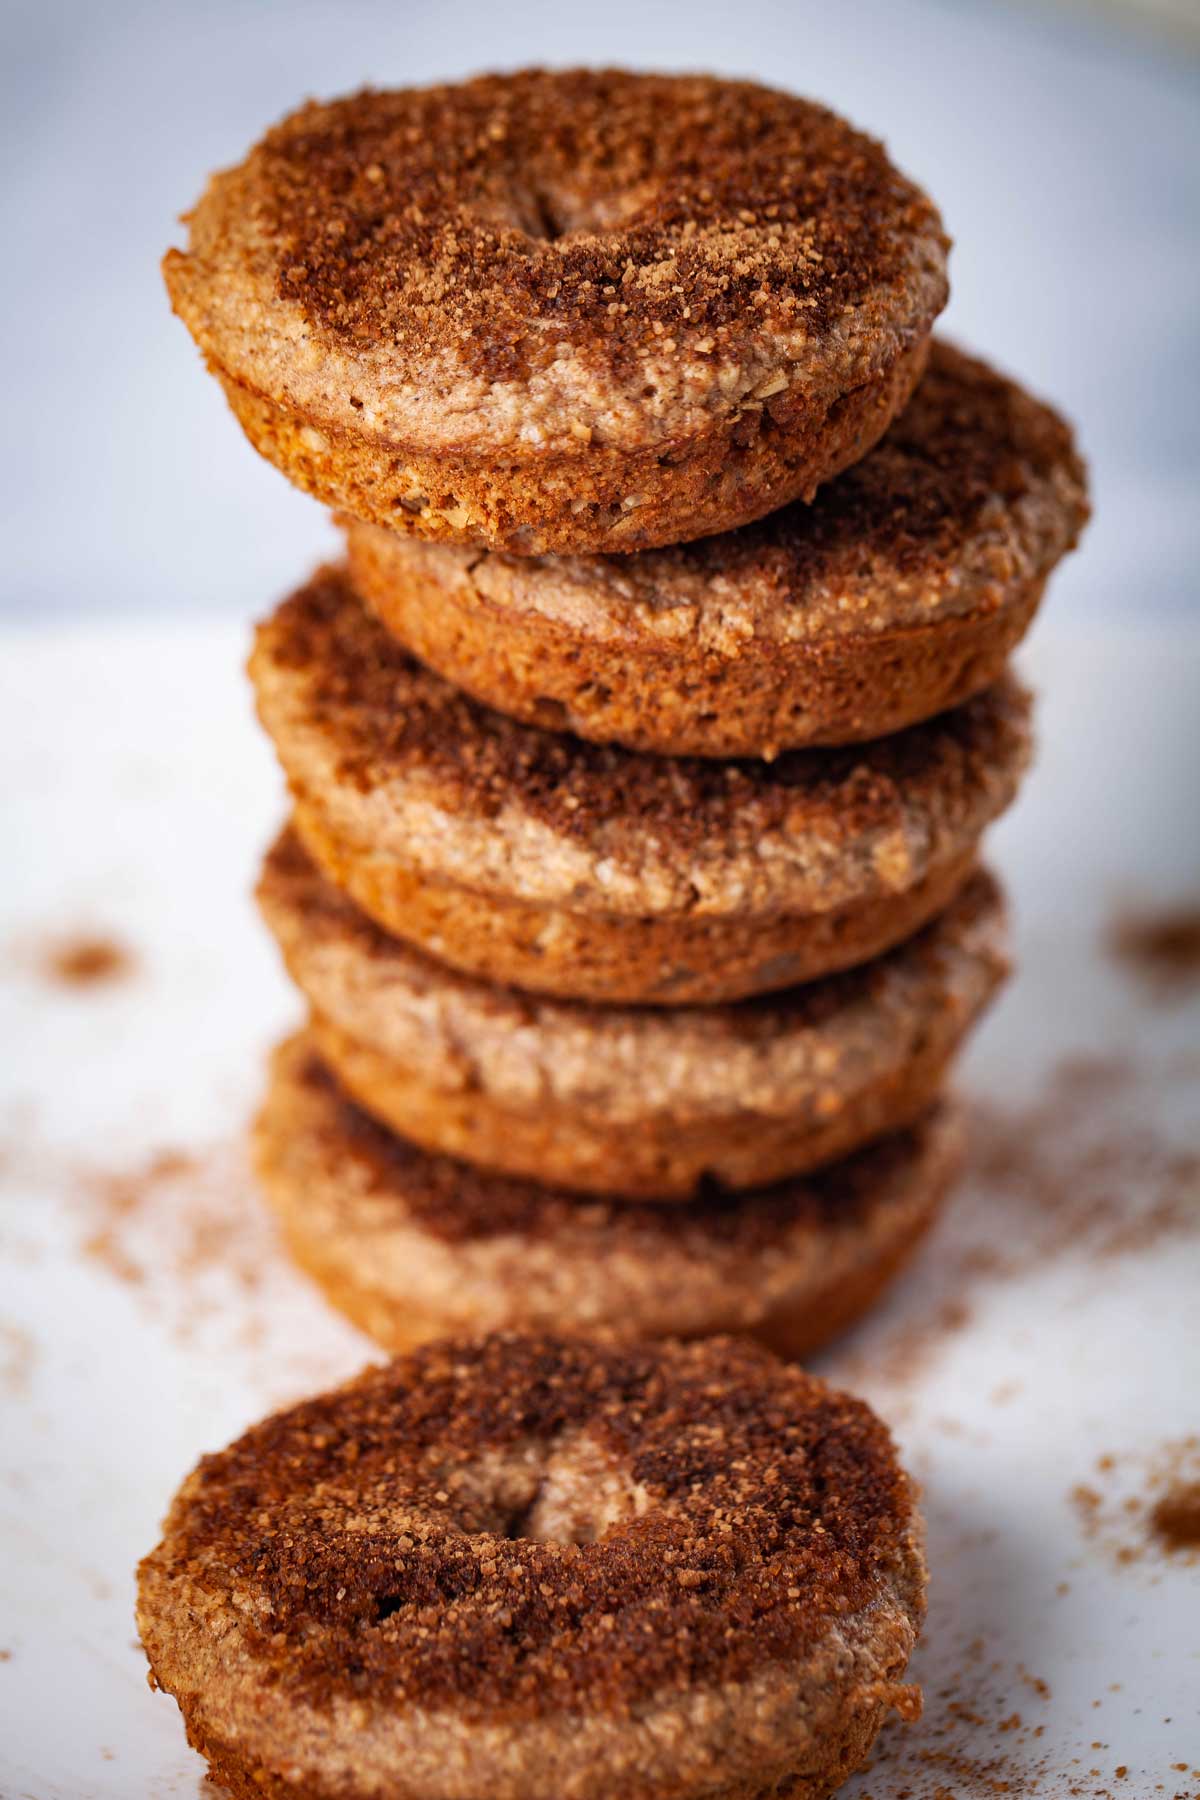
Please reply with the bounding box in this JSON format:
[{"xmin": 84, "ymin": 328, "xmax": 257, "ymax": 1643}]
[
  {"xmin": 0, "ymin": 1322, "xmax": 35, "ymax": 1397},
  {"xmin": 829, "ymin": 1292, "xmax": 974, "ymax": 1399},
  {"xmin": 0, "ymin": 1113, "xmax": 364, "ymax": 1406},
  {"xmin": 827, "ymin": 1052, "xmax": 1199, "ymax": 1398},
  {"xmin": 1109, "ymin": 904, "xmax": 1200, "ymax": 1000},
  {"xmin": 1070, "ymin": 1439, "xmax": 1200, "ymax": 1567},
  {"xmin": 0, "ymin": 1649, "xmax": 11, "ymax": 1662},
  {"xmin": 854, "ymin": 1642, "xmax": 1058, "ymax": 1797},
  {"xmin": 74, "ymin": 1140, "xmax": 267, "ymax": 1340},
  {"xmin": 79, "ymin": 1149, "xmax": 220, "ymax": 1295},
  {"xmin": 1149, "ymin": 1482, "xmax": 1200, "ymax": 1553},
  {"xmin": 39, "ymin": 933, "xmax": 135, "ymax": 989},
  {"xmin": 966, "ymin": 1056, "xmax": 1199, "ymax": 1267}
]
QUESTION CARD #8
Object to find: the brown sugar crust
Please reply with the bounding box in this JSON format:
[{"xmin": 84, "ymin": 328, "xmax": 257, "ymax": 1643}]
[
  {"xmin": 138, "ymin": 1327, "xmax": 927, "ymax": 1800},
  {"xmin": 346, "ymin": 342, "xmax": 1088, "ymax": 754},
  {"xmin": 260, "ymin": 828, "xmax": 1006, "ymax": 1196},
  {"xmin": 249, "ymin": 566, "xmax": 1030, "ymax": 1002},
  {"xmin": 163, "ymin": 70, "xmax": 948, "ymax": 552}
]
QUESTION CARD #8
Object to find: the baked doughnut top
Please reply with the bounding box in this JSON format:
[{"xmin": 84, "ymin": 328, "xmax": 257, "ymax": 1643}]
[
  {"xmin": 274, "ymin": 1043, "xmax": 953, "ymax": 1247},
  {"xmin": 363, "ymin": 340, "xmax": 1087, "ymax": 647},
  {"xmin": 142, "ymin": 1332, "xmax": 921, "ymax": 1717},
  {"xmin": 261, "ymin": 833, "xmax": 1006, "ymax": 1129},
  {"xmin": 251, "ymin": 566, "xmax": 1031, "ymax": 919},
  {"xmin": 165, "ymin": 69, "xmax": 948, "ymax": 456}
]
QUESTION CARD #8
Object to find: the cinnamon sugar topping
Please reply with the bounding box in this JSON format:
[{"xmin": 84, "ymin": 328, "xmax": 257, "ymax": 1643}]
[
  {"xmin": 148, "ymin": 1333, "xmax": 917, "ymax": 1715},
  {"xmin": 257, "ymin": 71, "xmax": 943, "ymax": 382},
  {"xmin": 581, "ymin": 340, "xmax": 1088, "ymax": 610},
  {"xmin": 262, "ymin": 564, "xmax": 1031, "ymax": 855}
]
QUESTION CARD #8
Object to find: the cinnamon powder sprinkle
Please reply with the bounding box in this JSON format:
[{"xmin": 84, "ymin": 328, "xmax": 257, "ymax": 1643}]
[
  {"xmin": 41, "ymin": 934, "xmax": 134, "ymax": 989},
  {"xmin": 256, "ymin": 72, "xmax": 941, "ymax": 380},
  {"xmin": 1070, "ymin": 1439, "xmax": 1200, "ymax": 1568},
  {"xmin": 855, "ymin": 1639, "xmax": 1059, "ymax": 1798},
  {"xmin": 1109, "ymin": 905, "xmax": 1200, "ymax": 1000},
  {"xmin": 0, "ymin": 1321, "xmax": 35, "ymax": 1398},
  {"xmin": 828, "ymin": 1052, "xmax": 1199, "ymax": 1399},
  {"xmin": 74, "ymin": 1141, "xmax": 266, "ymax": 1340},
  {"xmin": 0, "ymin": 1120, "xmax": 365, "ymax": 1399},
  {"xmin": 142, "ymin": 1334, "xmax": 919, "ymax": 1718},
  {"xmin": 1149, "ymin": 1483, "xmax": 1200, "ymax": 1553},
  {"xmin": 262, "ymin": 563, "xmax": 1030, "ymax": 855}
]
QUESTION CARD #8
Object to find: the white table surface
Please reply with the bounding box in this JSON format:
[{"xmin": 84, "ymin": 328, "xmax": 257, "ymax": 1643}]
[{"xmin": 1, "ymin": 617, "xmax": 1198, "ymax": 1798}]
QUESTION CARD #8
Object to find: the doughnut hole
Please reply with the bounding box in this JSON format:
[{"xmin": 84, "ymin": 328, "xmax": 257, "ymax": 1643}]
[
  {"xmin": 441, "ymin": 1429, "xmax": 653, "ymax": 1546},
  {"xmin": 478, "ymin": 175, "xmax": 663, "ymax": 244}
]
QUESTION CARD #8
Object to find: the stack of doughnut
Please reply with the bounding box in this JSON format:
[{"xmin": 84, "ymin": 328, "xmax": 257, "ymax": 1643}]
[
  {"xmin": 164, "ymin": 69, "xmax": 1086, "ymax": 1358},
  {"xmin": 143, "ymin": 69, "xmax": 1088, "ymax": 1799}
]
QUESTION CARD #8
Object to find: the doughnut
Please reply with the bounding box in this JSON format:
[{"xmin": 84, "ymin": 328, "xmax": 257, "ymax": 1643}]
[
  {"xmin": 138, "ymin": 1332, "xmax": 928, "ymax": 1800},
  {"xmin": 259, "ymin": 828, "xmax": 1006, "ymax": 1197},
  {"xmin": 162, "ymin": 69, "xmax": 949, "ymax": 554},
  {"xmin": 346, "ymin": 342, "xmax": 1088, "ymax": 756},
  {"xmin": 253, "ymin": 1035, "xmax": 960, "ymax": 1355},
  {"xmin": 248, "ymin": 564, "xmax": 1031, "ymax": 1004}
]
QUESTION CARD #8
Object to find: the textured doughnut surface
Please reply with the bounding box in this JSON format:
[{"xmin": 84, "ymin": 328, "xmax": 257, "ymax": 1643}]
[
  {"xmin": 253, "ymin": 1035, "xmax": 962, "ymax": 1352},
  {"xmin": 138, "ymin": 1330, "xmax": 928, "ymax": 1800},
  {"xmin": 347, "ymin": 342, "xmax": 1087, "ymax": 754},
  {"xmin": 249, "ymin": 565, "xmax": 1031, "ymax": 1002},
  {"xmin": 260, "ymin": 828, "xmax": 1006, "ymax": 1196},
  {"xmin": 163, "ymin": 69, "xmax": 948, "ymax": 551}
]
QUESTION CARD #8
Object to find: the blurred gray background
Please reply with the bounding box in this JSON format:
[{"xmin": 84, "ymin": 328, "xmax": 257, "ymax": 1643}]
[{"xmin": 3, "ymin": 0, "xmax": 1197, "ymax": 626}]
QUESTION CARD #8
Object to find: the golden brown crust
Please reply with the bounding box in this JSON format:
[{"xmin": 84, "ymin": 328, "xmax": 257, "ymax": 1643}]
[
  {"xmin": 152, "ymin": 1705, "xmax": 898, "ymax": 1800},
  {"xmin": 210, "ymin": 342, "xmax": 930, "ymax": 555},
  {"xmin": 164, "ymin": 70, "xmax": 948, "ymax": 551},
  {"xmin": 349, "ymin": 531, "xmax": 1043, "ymax": 757},
  {"xmin": 293, "ymin": 806, "xmax": 983, "ymax": 1003},
  {"xmin": 346, "ymin": 342, "xmax": 1088, "ymax": 753},
  {"xmin": 309, "ymin": 1004, "xmax": 973, "ymax": 1199},
  {"xmin": 259, "ymin": 829, "xmax": 1006, "ymax": 1195},
  {"xmin": 252, "ymin": 1035, "xmax": 960, "ymax": 1357},
  {"xmin": 252, "ymin": 565, "xmax": 1031, "ymax": 910},
  {"xmin": 139, "ymin": 1327, "xmax": 927, "ymax": 1799},
  {"xmin": 249, "ymin": 566, "xmax": 1030, "ymax": 1000},
  {"xmin": 274, "ymin": 1203, "xmax": 942, "ymax": 1373}
]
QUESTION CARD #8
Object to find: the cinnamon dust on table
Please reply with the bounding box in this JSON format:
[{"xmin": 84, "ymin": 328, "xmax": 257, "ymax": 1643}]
[
  {"xmin": 857, "ymin": 1660, "xmax": 1196, "ymax": 1799},
  {"xmin": 1108, "ymin": 904, "xmax": 1200, "ymax": 999},
  {"xmin": 853, "ymin": 1639, "xmax": 1076, "ymax": 1799},
  {"xmin": 0, "ymin": 1101, "xmax": 368, "ymax": 1412},
  {"xmin": 0, "ymin": 1125, "xmax": 270, "ymax": 1345},
  {"xmin": 40, "ymin": 933, "xmax": 135, "ymax": 989},
  {"xmin": 56, "ymin": 1128, "xmax": 363, "ymax": 1403},
  {"xmin": 1149, "ymin": 1482, "xmax": 1200, "ymax": 1553},
  {"xmin": 826, "ymin": 1051, "xmax": 1200, "ymax": 1400},
  {"xmin": 0, "ymin": 1321, "xmax": 35, "ymax": 1398},
  {"xmin": 75, "ymin": 1140, "xmax": 266, "ymax": 1330},
  {"xmin": 1071, "ymin": 1439, "xmax": 1200, "ymax": 1568}
]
